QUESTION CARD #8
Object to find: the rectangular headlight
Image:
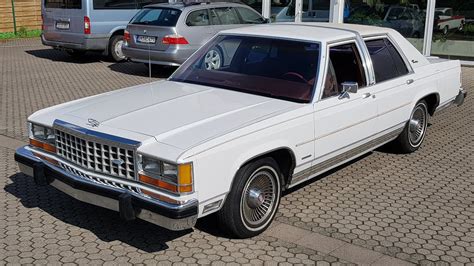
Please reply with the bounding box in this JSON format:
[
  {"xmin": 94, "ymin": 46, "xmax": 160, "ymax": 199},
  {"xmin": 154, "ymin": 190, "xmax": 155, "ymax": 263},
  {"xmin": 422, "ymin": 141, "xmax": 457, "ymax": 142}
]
[
  {"xmin": 138, "ymin": 155, "xmax": 193, "ymax": 195},
  {"xmin": 28, "ymin": 122, "xmax": 56, "ymax": 153}
]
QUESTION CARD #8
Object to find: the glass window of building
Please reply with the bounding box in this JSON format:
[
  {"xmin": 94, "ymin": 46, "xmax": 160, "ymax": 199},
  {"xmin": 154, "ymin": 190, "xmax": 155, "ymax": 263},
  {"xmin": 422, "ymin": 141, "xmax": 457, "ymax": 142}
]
[
  {"xmin": 346, "ymin": 0, "xmax": 427, "ymax": 52},
  {"xmin": 431, "ymin": 0, "xmax": 474, "ymax": 60}
]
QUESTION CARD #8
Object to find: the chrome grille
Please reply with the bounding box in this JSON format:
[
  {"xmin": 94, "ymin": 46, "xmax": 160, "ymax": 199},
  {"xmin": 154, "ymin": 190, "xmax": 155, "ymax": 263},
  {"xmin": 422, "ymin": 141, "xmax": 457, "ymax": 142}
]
[
  {"xmin": 55, "ymin": 129, "xmax": 136, "ymax": 180},
  {"xmin": 59, "ymin": 162, "xmax": 139, "ymax": 194}
]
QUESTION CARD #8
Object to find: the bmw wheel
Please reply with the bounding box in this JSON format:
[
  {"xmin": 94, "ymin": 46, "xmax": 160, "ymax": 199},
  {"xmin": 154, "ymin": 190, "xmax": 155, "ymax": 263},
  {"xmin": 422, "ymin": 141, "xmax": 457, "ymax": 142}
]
[
  {"xmin": 218, "ymin": 157, "xmax": 281, "ymax": 238},
  {"xmin": 109, "ymin": 34, "xmax": 125, "ymax": 62}
]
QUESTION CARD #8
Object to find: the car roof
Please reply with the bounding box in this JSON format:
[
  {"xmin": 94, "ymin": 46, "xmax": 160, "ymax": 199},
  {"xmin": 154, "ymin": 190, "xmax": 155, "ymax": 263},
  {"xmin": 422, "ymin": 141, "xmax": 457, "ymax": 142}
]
[
  {"xmin": 220, "ymin": 23, "xmax": 394, "ymax": 43},
  {"xmin": 144, "ymin": 1, "xmax": 248, "ymax": 10}
]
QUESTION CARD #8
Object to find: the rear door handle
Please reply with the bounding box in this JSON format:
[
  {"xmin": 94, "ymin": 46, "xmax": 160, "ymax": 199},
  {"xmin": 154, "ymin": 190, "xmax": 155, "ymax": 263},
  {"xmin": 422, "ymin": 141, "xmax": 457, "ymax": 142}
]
[
  {"xmin": 362, "ymin": 93, "xmax": 371, "ymax": 99},
  {"xmin": 406, "ymin": 79, "xmax": 414, "ymax": 85}
]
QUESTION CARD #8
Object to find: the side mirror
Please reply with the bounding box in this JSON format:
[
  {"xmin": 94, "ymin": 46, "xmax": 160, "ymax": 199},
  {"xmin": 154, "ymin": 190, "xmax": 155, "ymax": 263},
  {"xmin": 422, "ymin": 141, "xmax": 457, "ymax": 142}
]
[{"xmin": 339, "ymin": 82, "xmax": 358, "ymax": 99}]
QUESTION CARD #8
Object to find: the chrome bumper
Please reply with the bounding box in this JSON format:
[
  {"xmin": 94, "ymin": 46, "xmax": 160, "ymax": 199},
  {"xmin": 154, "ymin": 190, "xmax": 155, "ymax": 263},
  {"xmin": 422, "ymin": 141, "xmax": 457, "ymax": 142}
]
[{"xmin": 14, "ymin": 146, "xmax": 198, "ymax": 231}]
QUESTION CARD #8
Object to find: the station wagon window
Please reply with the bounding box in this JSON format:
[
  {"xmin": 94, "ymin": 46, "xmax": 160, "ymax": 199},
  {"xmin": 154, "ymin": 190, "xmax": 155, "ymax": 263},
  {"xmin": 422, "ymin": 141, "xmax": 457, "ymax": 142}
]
[
  {"xmin": 322, "ymin": 42, "xmax": 366, "ymax": 99},
  {"xmin": 211, "ymin": 7, "xmax": 240, "ymax": 25},
  {"xmin": 45, "ymin": 0, "xmax": 81, "ymax": 9},
  {"xmin": 186, "ymin": 9, "xmax": 210, "ymax": 26},
  {"xmin": 130, "ymin": 8, "xmax": 181, "ymax": 26},
  {"xmin": 365, "ymin": 38, "xmax": 409, "ymax": 83},
  {"xmin": 171, "ymin": 35, "xmax": 320, "ymax": 103},
  {"xmin": 93, "ymin": 0, "xmax": 136, "ymax": 9},
  {"xmin": 235, "ymin": 7, "xmax": 265, "ymax": 24}
]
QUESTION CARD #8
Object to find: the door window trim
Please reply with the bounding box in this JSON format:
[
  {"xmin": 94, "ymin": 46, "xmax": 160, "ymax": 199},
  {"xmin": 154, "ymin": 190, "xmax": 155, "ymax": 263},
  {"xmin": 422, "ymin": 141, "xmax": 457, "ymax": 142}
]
[{"xmin": 317, "ymin": 39, "xmax": 370, "ymax": 101}]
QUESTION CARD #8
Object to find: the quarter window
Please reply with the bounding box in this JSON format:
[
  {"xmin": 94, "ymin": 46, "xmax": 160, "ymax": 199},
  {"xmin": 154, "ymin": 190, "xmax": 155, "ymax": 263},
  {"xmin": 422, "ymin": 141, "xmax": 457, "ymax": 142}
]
[
  {"xmin": 235, "ymin": 7, "xmax": 265, "ymax": 24},
  {"xmin": 211, "ymin": 7, "xmax": 240, "ymax": 25},
  {"xmin": 365, "ymin": 38, "xmax": 409, "ymax": 83},
  {"xmin": 322, "ymin": 43, "xmax": 366, "ymax": 99},
  {"xmin": 186, "ymin": 9, "xmax": 210, "ymax": 26}
]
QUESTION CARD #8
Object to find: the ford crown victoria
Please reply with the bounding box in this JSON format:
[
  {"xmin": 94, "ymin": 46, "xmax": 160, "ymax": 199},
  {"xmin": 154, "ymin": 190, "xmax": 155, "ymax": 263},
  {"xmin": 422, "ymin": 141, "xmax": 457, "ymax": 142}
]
[{"xmin": 15, "ymin": 23, "xmax": 466, "ymax": 238}]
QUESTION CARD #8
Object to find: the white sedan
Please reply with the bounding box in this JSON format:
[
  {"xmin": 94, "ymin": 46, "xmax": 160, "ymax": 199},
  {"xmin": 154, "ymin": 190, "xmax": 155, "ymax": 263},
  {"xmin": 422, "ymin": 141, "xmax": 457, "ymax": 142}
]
[{"xmin": 15, "ymin": 23, "xmax": 466, "ymax": 238}]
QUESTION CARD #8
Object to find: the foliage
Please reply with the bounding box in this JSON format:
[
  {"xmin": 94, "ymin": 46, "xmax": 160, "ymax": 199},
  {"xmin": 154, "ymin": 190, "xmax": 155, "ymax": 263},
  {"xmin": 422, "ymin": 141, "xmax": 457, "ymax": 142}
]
[{"xmin": 0, "ymin": 29, "xmax": 41, "ymax": 40}]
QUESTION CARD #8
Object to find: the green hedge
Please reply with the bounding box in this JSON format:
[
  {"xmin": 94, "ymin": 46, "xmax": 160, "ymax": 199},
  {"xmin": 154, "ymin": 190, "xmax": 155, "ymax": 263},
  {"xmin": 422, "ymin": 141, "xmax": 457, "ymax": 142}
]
[{"xmin": 0, "ymin": 28, "xmax": 41, "ymax": 40}]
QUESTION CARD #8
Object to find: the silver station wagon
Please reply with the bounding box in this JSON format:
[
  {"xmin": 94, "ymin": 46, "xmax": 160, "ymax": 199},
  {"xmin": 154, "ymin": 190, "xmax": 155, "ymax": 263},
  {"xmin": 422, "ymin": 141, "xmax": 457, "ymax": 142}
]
[{"xmin": 122, "ymin": 2, "xmax": 268, "ymax": 66}]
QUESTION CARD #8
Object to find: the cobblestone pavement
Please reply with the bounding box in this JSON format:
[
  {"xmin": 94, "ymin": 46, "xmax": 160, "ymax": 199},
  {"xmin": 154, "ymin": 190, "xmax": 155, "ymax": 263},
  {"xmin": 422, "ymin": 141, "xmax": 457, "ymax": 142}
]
[{"xmin": 1, "ymin": 39, "xmax": 473, "ymax": 265}]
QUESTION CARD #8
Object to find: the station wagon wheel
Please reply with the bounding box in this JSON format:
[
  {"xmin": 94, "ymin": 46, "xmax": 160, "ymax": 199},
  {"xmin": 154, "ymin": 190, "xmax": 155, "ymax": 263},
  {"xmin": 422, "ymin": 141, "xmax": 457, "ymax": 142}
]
[
  {"xmin": 204, "ymin": 48, "xmax": 222, "ymax": 70},
  {"xmin": 217, "ymin": 157, "xmax": 281, "ymax": 238},
  {"xmin": 392, "ymin": 100, "xmax": 429, "ymax": 153}
]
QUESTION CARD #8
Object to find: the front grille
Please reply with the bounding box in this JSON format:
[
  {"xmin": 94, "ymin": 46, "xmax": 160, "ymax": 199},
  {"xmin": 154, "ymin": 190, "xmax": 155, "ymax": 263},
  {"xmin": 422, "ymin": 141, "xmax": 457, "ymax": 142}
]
[
  {"xmin": 55, "ymin": 129, "xmax": 136, "ymax": 180},
  {"xmin": 59, "ymin": 162, "xmax": 140, "ymax": 194}
]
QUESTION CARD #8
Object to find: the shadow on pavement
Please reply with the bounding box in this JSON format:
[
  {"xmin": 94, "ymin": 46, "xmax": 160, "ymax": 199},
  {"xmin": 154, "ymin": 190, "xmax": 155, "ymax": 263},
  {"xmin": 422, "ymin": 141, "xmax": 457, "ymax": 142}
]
[
  {"xmin": 25, "ymin": 49, "xmax": 108, "ymax": 64},
  {"xmin": 108, "ymin": 62, "xmax": 177, "ymax": 79},
  {"xmin": 4, "ymin": 173, "xmax": 197, "ymax": 252}
]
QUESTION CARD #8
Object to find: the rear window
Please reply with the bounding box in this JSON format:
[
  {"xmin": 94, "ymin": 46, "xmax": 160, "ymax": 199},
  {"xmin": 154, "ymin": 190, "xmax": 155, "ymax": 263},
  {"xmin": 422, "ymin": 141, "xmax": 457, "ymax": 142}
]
[
  {"xmin": 44, "ymin": 0, "xmax": 81, "ymax": 9},
  {"xmin": 130, "ymin": 8, "xmax": 181, "ymax": 26}
]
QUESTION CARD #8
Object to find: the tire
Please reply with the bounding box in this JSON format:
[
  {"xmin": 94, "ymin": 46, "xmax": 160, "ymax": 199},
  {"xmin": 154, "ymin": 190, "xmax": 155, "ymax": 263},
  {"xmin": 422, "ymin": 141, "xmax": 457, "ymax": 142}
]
[
  {"xmin": 393, "ymin": 100, "xmax": 429, "ymax": 153},
  {"xmin": 218, "ymin": 157, "xmax": 282, "ymax": 238},
  {"xmin": 109, "ymin": 34, "xmax": 125, "ymax": 62},
  {"xmin": 66, "ymin": 49, "xmax": 86, "ymax": 58},
  {"xmin": 443, "ymin": 25, "xmax": 449, "ymax": 36}
]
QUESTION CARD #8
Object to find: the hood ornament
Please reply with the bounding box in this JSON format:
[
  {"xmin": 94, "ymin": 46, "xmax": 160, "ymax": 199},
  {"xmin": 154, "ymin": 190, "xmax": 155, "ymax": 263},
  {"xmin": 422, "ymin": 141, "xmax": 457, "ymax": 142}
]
[
  {"xmin": 112, "ymin": 159, "xmax": 124, "ymax": 166},
  {"xmin": 87, "ymin": 118, "xmax": 100, "ymax": 127}
]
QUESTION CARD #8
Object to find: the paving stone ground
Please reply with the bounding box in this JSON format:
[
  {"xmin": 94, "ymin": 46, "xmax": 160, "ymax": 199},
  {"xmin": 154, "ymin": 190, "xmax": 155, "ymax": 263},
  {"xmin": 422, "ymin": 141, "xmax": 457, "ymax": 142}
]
[{"xmin": 1, "ymin": 38, "xmax": 473, "ymax": 265}]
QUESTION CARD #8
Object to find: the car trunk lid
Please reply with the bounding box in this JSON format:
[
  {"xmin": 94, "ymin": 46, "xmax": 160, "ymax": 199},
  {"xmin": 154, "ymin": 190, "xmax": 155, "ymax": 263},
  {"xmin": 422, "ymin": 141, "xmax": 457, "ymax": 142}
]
[{"xmin": 42, "ymin": 0, "xmax": 85, "ymax": 44}]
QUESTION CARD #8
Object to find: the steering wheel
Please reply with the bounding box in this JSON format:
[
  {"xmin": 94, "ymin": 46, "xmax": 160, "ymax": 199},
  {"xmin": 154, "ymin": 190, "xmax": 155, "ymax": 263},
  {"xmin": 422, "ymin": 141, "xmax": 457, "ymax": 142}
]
[{"xmin": 282, "ymin": 72, "xmax": 308, "ymax": 83}]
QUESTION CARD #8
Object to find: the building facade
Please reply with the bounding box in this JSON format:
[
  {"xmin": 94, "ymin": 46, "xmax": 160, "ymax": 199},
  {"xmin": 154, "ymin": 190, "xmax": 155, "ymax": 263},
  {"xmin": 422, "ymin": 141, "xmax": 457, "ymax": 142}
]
[{"xmin": 244, "ymin": 0, "xmax": 474, "ymax": 64}]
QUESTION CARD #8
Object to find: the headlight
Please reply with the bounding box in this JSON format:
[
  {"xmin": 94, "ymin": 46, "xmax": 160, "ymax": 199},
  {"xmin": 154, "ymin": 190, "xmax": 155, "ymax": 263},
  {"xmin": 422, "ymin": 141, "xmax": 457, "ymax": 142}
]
[
  {"xmin": 28, "ymin": 122, "xmax": 56, "ymax": 153},
  {"xmin": 138, "ymin": 155, "xmax": 193, "ymax": 195}
]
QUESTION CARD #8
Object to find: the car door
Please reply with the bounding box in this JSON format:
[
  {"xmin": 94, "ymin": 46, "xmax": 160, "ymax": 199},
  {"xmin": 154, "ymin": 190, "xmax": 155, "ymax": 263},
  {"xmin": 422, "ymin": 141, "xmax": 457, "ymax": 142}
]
[
  {"xmin": 305, "ymin": 40, "xmax": 379, "ymax": 183},
  {"xmin": 180, "ymin": 8, "xmax": 216, "ymax": 49},
  {"xmin": 362, "ymin": 37, "xmax": 415, "ymax": 134}
]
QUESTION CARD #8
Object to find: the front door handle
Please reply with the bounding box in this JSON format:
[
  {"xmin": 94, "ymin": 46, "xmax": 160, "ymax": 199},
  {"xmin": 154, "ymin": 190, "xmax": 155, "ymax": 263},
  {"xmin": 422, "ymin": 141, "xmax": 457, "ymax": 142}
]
[
  {"xmin": 406, "ymin": 79, "xmax": 414, "ymax": 85},
  {"xmin": 362, "ymin": 92, "xmax": 371, "ymax": 99}
]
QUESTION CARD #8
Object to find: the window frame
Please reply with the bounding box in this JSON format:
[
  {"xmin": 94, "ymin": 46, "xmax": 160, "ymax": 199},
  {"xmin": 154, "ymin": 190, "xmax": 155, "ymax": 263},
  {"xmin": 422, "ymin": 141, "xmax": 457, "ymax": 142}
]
[
  {"xmin": 363, "ymin": 35, "xmax": 414, "ymax": 85},
  {"xmin": 185, "ymin": 8, "xmax": 211, "ymax": 27},
  {"xmin": 318, "ymin": 38, "xmax": 370, "ymax": 101}
]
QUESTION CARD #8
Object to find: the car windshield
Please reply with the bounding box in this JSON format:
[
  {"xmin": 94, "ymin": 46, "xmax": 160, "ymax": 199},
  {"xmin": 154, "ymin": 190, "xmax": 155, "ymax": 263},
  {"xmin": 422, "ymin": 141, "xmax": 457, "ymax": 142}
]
[
  {"xmin": 170, "ymin": 35, "xmax": 320, "ymax": 103},
  {"xmin": 130, "ymin": 7, "xmax": 181, "ymax": 26}
]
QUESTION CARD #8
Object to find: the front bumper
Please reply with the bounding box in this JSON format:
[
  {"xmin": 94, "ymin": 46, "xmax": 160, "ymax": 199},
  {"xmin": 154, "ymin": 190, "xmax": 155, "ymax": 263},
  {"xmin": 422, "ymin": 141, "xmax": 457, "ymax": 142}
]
[{"xmin": 14, "ymin": 145, "xmax": 198, "ymax": 231}]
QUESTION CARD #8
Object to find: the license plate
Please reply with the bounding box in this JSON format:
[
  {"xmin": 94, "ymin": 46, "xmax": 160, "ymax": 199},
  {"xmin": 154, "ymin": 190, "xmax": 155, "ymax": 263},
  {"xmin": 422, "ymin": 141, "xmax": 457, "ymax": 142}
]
[
  {"xmin": 137, "ymin": 35, "xmax": 156, "ymax": 44},
  {"xmin": 55, "ymin": 21, "xmax": 70, "ymax": 30}
]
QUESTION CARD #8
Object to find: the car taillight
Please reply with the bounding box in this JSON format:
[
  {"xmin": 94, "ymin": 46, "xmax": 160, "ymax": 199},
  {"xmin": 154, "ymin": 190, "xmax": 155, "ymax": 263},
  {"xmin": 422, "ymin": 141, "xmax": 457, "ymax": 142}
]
[
  {"xmin": 124, "ymin": 30, "xmax": 131, "ymax": 42},
  {"xmin": 84, "ymin": 16, "xmax": 91, "ymax": 34},
  {"xmin": 162, "ymin": 34, "xmax": 189, "ymax": 45}
]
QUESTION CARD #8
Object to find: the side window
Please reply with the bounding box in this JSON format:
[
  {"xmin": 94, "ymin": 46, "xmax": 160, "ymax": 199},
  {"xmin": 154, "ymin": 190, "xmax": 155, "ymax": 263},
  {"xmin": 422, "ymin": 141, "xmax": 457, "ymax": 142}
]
[
  {"xmin": 211, "ymin": 7, "xmax": 240, "ymax": 25},
  {"xmin": 322, "ymin": 43, "xmax": 366, "ymax": 99},
  {"xmin": 365, "ymin": 38, "xmax": 409, "ymax": 83},
  {"xmin": 93, "ymin": 0, "xmax": 136, "ymax": 9},
  {"xmin": 236, "ymin": 7, "xmax": 265, "ymax": 24},
  {"xmin": 186, "ymin": 9, "xmax": 210, "ymax": 26}
]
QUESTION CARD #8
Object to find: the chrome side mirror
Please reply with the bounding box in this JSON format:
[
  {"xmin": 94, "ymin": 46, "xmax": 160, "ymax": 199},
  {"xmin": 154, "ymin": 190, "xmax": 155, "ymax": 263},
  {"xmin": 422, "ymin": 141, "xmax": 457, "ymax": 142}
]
[{"xmin": 339, "ymin": 82, "xmax": 358, "ymax": 99}]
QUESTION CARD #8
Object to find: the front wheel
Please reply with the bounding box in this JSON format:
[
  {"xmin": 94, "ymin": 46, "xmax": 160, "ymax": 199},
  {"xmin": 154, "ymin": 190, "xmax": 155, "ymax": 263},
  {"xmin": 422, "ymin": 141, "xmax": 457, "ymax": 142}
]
[
  {"xmin": 109, "ymin": 34, "xmax": 125, "ymax": 62},
  {"xmin": 393, "ymin": 100, "xmax": 429, "ymax": 153},
  {"xmin": 218, "ymin": 157, "xmax": 281, "ymax": 238}
]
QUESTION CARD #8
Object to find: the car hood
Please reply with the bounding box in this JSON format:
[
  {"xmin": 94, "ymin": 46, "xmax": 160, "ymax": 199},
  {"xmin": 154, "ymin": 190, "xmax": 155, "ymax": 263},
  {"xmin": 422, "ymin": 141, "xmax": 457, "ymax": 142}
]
[{"xmin": 43, "ymin": 81, "xmax": 301, "ymax": 150}]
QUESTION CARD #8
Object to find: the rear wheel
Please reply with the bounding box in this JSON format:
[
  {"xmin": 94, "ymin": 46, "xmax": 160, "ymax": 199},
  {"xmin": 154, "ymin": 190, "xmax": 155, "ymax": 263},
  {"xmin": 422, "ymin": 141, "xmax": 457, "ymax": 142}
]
[
  {"xmin": 393, "ymin": 100, "xmax": 429, "ymax": 153},
  {"xmin": 218, "ymin": 157, "xmax": 281, "ymax": 238},
  {"xmin": 66, "ymin": 49, "xmax": 86, "ymax": 58},
  {"xmin": 109, "ymin": 34, "xmax": 125, "ymax": 62}
]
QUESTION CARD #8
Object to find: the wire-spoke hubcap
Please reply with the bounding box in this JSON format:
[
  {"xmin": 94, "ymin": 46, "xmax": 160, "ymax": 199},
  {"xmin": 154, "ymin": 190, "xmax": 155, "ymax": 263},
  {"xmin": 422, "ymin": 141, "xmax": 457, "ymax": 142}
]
[
  {"xmin": 204, "ymin": 49, "xmax": 221, "ymax": 70},
  {"xmin": 241, "ymin": 167, "xmax": 277, "ymax": 228},
  {"xmin": 408, "ymin": 104, "xmax": 427, "ymax": 146}
]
